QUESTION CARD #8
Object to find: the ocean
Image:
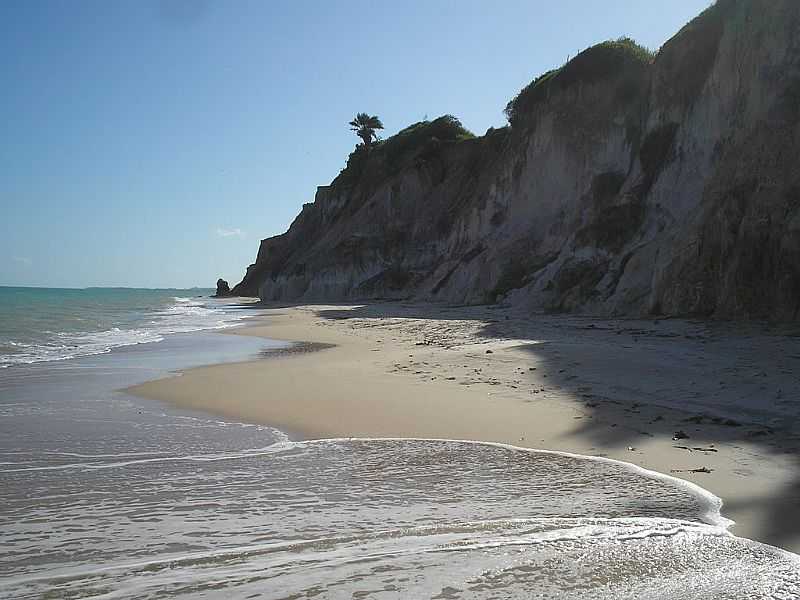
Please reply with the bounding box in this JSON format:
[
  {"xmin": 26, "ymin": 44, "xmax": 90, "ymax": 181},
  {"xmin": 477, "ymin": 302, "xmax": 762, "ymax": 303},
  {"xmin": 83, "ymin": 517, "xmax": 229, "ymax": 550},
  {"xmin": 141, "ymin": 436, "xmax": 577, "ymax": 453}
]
[
  {"xmin": 0, "ymin": 287, "xmax": 250, "ymax": 368},
  {"xmin": 1, "ymin": 288, "xmax": 799, "ymax": 598}
]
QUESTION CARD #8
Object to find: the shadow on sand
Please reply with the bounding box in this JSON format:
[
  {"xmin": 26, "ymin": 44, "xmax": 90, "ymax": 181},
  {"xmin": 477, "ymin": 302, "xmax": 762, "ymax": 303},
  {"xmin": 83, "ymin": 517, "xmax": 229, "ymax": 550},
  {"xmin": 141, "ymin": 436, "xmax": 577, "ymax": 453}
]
[{"xmin": 283, "ymin": 300, "xmax": 800, "ymax": 550}]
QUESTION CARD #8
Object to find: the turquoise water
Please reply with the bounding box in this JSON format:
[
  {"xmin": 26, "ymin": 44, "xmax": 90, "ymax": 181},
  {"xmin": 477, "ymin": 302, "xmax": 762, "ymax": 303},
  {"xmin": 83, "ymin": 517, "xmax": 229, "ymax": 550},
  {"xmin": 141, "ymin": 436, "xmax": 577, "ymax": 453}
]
[{"xmin": 0, "ymin": 287, "xmax": 245, "ymax": 368}]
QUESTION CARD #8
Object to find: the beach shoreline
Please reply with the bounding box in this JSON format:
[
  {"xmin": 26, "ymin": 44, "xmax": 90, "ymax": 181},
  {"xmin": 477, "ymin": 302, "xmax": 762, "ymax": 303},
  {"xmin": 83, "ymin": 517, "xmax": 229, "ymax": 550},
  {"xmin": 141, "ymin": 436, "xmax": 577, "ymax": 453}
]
[{"xmin": 127, "ymin": 302, "xmax": 800, "ymax": 554}]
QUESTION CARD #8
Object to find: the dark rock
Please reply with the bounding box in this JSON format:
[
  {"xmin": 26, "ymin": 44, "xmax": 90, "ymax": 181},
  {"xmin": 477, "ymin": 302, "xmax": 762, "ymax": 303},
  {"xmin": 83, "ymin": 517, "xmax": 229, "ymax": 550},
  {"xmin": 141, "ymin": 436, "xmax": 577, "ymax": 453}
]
[
  {"xmin": 672, "ymin": 430, "xmax": 690, "ymax": 440},
  {"xmin": 214, "ymin": 279, "xmax": 232, "ymax": 297}
]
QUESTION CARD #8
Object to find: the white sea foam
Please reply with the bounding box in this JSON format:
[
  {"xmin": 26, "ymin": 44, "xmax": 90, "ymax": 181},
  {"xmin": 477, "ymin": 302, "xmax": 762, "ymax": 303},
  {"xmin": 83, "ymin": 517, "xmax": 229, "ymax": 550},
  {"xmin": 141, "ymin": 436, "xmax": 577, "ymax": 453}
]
[
  {"xmin": 291, "ymin": 437, "xmax": 735, "ymax": 529},
  {"xmin": 1, "ymin": 438, "xmax": 798, "ymax": 599},
  {"xmin": 0, "ymin": 296, "xmax": 246, "ymax": 368}
]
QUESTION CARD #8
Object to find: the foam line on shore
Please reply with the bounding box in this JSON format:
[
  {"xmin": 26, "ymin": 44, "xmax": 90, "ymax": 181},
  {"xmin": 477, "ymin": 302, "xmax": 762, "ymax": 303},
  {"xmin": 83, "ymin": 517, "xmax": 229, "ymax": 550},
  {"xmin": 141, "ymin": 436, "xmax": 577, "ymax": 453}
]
[
  {"xmin": 287, "ymin": 437, "xmax": 737, "ymax": 530},
  {"xmin": 0, "ymin": 516, "xmax": 750, "ymax": 590}
]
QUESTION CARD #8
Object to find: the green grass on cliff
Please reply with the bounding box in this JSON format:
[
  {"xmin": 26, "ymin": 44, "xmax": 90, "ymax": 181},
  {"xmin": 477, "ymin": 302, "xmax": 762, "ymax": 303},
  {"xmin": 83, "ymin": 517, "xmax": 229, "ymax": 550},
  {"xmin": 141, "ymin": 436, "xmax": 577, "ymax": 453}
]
[
  {"xmin": 379, "ymin": 115, "xmax": 475, "ymax": 165},
  {"xmin": 335, "ymin": 115, "xmax": 475, "ymax": 186},
  {"xmin": 504, "ymin": 37, "xmax": 654, "ymax": 126}
]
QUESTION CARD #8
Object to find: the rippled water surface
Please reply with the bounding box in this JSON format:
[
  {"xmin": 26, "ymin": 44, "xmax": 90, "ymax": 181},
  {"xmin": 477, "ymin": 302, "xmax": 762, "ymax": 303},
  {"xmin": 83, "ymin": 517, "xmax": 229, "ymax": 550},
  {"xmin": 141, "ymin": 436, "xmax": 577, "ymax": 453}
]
[
  {"xmin": 1, "ymin": 324, "xmax": 799, "ymax": 598},
  {"xmin": 3, "ymin": 434, "xmax": 800, "ymax": 599},
  {"xmin": 0, "ymin": 287, "xmax": 247, "ymax": 367}
]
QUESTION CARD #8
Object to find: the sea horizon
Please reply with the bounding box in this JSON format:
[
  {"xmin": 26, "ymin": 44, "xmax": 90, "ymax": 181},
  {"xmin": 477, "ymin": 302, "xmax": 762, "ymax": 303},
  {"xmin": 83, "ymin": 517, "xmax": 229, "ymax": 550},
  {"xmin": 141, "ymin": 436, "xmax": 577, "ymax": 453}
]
[{"xmin": 0, "ymin": 284, "xmax": 214, "ymax": 291}]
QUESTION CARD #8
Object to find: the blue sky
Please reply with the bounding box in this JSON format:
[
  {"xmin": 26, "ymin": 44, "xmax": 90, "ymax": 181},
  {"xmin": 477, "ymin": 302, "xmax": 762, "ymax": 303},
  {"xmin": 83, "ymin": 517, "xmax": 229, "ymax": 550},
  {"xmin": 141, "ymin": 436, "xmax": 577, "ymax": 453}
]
[{"xmin": 0, "ymin": 0, "xmax": 709, "ymax": 289}]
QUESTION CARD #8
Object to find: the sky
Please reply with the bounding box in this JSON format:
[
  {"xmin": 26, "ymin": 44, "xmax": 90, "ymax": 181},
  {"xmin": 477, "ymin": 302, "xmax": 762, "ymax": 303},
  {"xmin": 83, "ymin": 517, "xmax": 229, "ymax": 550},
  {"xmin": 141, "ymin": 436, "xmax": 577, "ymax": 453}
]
[{"xmin": 0, "ymin": 0, "xmax": 710, "ymax": 289}]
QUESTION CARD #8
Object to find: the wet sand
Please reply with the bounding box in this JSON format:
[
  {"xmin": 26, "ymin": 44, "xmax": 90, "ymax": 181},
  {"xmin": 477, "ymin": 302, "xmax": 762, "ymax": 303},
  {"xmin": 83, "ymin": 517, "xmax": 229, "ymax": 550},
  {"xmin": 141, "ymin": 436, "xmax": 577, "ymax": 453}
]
[{"xmin": 128, "ymin": 302, "xmax": 800, "ymax": 553}]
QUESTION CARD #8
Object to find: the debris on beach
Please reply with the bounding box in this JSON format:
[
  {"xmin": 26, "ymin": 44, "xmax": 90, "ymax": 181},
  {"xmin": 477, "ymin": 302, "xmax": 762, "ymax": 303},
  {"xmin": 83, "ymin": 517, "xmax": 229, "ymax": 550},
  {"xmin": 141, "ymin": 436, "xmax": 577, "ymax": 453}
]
[
  {"xmin": 670, "ymin": 467, "xmax": 713, "ymax": 474},
  {"xmin": 673, "ymin": 445, "xmax": 718, "ymax": 453},
  {"xmin": 672, "ymin": 430, "xmax": 690, "ymax": 440}
]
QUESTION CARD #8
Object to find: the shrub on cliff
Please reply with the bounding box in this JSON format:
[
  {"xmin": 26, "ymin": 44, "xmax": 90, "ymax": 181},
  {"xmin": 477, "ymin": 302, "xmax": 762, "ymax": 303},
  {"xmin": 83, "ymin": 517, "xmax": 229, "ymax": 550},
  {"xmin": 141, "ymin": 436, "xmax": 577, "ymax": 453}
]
[
  {"xmin": 505, "ymin": 37, "xmax": 653, "ymax": 126},
  {"xmin": 334, "ymin": 115, "xmax": 475, "ymax": 186},
  {"xmin": 380, "ymin": 115, "xmax": 475, "ymax": 167}
]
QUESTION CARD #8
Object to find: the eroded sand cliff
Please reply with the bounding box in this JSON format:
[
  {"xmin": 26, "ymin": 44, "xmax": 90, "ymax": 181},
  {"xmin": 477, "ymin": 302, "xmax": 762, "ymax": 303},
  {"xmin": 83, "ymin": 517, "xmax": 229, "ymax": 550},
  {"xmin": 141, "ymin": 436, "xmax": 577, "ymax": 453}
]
[{"xmin": 234, "ymin": 0, "xmax": 800, "ymax": 320}]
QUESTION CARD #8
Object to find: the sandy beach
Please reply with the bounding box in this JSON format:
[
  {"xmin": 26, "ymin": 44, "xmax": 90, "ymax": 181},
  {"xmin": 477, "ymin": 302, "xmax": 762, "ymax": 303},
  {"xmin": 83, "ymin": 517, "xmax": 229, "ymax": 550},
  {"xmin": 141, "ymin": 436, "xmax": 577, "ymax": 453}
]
[{"xmin": 128, "ymin": 302, "xmax": 800, "ymax": 554}]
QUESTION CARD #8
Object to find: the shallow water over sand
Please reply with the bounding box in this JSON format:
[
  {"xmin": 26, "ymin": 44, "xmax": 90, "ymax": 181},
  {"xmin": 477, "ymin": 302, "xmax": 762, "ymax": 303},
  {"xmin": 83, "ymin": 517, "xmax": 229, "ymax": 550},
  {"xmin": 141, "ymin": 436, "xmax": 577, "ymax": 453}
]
[{"xmin": 1, "ymin": 329, "xmax": 799, "ymax": 599}]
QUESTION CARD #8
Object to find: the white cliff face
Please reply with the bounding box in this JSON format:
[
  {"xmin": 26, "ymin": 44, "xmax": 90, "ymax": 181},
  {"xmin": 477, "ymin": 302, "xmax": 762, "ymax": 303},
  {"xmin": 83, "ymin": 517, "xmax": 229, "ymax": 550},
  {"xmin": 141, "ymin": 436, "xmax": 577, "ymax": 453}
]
[
  {"xmin": 235, "ymin": 0, "xmax": 800, "ymax": 321},
  {"xmin": 638, "ymin": 0, "xmax": 800, "ymax": 319}
]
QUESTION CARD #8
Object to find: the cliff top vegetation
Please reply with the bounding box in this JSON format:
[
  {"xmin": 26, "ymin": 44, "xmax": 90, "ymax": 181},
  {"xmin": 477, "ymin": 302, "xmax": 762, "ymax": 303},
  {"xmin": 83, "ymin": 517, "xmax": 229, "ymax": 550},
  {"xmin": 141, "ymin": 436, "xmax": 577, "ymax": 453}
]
[
  {"xmin": 504, "ymin": 37, "xmax": 654, "ymax": 126},
  {"xmin": 335, "ymin": 115, "xmax": 475, "ymax": 186}
]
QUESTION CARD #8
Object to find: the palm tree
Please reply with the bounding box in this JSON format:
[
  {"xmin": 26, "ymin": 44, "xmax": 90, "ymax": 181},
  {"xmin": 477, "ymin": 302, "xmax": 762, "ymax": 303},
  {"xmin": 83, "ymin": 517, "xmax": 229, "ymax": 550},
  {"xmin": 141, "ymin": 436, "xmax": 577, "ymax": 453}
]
[{"xmin": 349, "ymin": 113, "xmax": 384, "ymax": 148}]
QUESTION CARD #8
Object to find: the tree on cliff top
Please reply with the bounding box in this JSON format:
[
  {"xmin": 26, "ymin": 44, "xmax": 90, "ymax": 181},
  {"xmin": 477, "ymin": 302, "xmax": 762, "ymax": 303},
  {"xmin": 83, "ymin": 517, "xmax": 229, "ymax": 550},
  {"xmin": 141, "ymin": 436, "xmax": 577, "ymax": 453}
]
[{"xmin": 349, "ymin": 113, "xmax": 384, "ymax": 148}]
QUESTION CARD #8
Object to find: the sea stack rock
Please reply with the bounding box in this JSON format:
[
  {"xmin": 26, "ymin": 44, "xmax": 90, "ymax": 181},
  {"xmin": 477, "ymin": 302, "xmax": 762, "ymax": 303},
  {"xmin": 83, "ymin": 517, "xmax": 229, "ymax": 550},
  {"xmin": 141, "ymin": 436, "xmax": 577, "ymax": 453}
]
[{"xmin": 214, "ymin": 278, "xmax": 232, "ymax": 297}]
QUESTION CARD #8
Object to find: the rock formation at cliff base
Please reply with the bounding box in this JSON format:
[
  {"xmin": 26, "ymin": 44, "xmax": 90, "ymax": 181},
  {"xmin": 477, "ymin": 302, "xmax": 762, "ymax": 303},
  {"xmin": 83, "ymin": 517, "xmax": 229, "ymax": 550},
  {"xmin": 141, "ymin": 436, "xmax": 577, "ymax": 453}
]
[{"xmin": 214, "ymin": 279, "xmax": 232, "ymax": 298}]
